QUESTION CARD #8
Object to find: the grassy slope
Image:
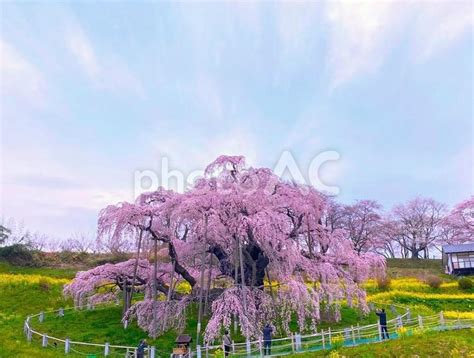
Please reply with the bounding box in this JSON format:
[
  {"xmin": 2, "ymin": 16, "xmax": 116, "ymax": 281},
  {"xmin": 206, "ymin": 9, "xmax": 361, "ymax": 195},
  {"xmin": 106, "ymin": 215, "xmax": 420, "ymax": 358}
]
[
  {"xmin": 0, "ymin": 258, "xmax": 473, "ymax": 357},
  {"xmin": 287, "ymin": 329, "xmax": 474, "ymax": 358}
]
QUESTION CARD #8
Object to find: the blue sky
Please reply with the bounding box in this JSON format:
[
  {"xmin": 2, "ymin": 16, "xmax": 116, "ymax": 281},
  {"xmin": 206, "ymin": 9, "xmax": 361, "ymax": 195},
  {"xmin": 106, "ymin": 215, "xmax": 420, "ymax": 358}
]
[{"xmin": 1, "ymin": 1, "xmax": 472, "ymax": 240}]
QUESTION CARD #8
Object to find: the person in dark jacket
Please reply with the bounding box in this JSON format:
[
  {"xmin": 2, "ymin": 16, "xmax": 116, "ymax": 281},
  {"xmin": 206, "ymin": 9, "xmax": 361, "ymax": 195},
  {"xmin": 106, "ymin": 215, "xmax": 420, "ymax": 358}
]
[
  {"xmin": 137, "ymin": 339, "xmax": 148, "ymax": 358},
  {"xmin": 376, "ymin": 308, "xmax": 389, "ymax": 339},
  {"xmin": 262, "ymin": 323, "xmax": 273, "ymax": 356},
  {"xmin": 223, "ymin": 329, "xmax": 232, "ymax": 357}
]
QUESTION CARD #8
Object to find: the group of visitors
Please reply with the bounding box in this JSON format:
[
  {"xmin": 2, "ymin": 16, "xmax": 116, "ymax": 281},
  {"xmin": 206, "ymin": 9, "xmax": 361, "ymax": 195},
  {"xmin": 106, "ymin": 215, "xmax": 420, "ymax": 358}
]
[
  {"xmin": 136, "ymin": 307, "xmax": 390, "ymax": 357},
  {"xmin": 223, "ymin": 323, "xmax": 273, "ymax": 357}
]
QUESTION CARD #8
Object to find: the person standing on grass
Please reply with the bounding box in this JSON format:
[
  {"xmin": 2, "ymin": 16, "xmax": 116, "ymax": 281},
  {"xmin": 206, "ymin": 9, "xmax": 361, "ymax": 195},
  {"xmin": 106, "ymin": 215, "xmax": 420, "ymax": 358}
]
[
  {"xmin": 136, "ymin": 339, "xmax": 148, "ymax": 358},
  {"xmin": 376, "ymin": 308, "xmax": 390, "ymax": 339},
  {"xmin": 262, "ymin": 323, "xmax": 273, "ymax": 356},
  {"xmin": 223, "ymin": 329, "xmax": 232, "ymax": 357}
]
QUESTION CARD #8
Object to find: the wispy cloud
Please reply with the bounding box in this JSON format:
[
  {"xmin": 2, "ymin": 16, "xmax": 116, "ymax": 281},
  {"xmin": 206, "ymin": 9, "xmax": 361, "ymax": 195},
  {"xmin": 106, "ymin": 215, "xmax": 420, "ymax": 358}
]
[
  {"xmin": 0, "ymin": 39, "xmax": 47, "ymax": 107},
  {"xmin": 325, "ymin": 1, "xmax": 400, "ymax": 91},
  {"xmin": 412, "ymin": 2, "xmax": 473, "ymax": 63},
  {"xmin": 65, "ymin": 23, "xmax": 100, "ymax": 78},
  {"xmin": 324, "ymin": 1, "xmax": 473, "ymax": 90},
  {"xmin": 64, "ymin": 18, "xmax": 145, "ymax": 98}
]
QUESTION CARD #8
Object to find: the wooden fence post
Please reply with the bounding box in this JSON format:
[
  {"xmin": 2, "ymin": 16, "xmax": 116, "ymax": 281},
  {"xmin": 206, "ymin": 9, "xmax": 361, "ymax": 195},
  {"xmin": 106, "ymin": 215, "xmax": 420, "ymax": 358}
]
[
  {"xmin": 328, "ymin": 327, "xmax": 332, "ymax": 345},
  {"xmin": 291, "ymin": 333, "xmax": 295, "ymax": 352},
  {"xmin": 196, "ymin": 345, "xmax": 201, "ymax": 358},
  {"xmin": 378, "ymin": 322, "xmax": 382, "ymax": 341},
  {"xmin": 39, "ymin": 311, "xmax": 44, "ymax": 323},
  {"xmin": 418, "ymin": 315, "xmax": 423, "ymax": 329},
  {"xmin": 351, "ymin": 325, "xmax": 356, "ymax": 345},
  {"xmin": 259, "ymin": 337, "xmax": 263, "ymax": 357},
  {"xmin": 295, "ymin": 333, "xmax": 302, "ymax": 351},
  {"xmin": 65, "ymin": 338, "xmax": 70, "ymax": 354},
  {"xmin": 23, "ymin": 318, "xmax": 29, "ymax": 335},
  {"xmin": 104, "ymin": 342, "xmax": 110, "ymax": 356},
  {"xmin": 321, "ymin": 330, "xmax": 325, "ymax": 350},
  {"xmin": 406, "ymin": 308, "xmax": 411, "ymax": 323},
  {"xmin": 149, "ymin": 346, "xmax": 155, "ymax": 358},
  {"xmin": 42, "ymin": 334, "xmax": 48, "ymax": 347}
]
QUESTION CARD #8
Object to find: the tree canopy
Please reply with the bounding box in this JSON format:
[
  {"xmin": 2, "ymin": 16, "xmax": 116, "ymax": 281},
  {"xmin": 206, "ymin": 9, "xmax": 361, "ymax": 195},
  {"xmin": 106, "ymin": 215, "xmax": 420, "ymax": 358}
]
[{"xmin": 66, "ymin": 155, "xmax": 384, "ymax": 342}]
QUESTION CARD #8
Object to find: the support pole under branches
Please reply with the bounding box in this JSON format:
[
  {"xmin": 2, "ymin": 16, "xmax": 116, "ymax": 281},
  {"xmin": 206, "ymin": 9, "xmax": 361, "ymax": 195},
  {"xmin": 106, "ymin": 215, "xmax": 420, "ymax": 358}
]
[
  {"xmin": 128, "ymin": 229, "xmax": 144, "ymax": 313},
  {"xmin": 196, "ymin": 214, "xmax": 208, "ymax": 346}
]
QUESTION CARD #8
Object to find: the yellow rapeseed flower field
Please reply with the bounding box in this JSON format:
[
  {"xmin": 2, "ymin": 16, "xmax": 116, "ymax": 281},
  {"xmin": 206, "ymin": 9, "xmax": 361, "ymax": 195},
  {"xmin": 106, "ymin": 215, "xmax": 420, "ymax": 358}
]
[
  {"xmin": 363, "ymin": 278, "xmax": 457, "ymax": 291},
  {"xmin": 0, "ymin": 273, "xmax": 69, "ymax": 287},
  {"xmin": 367, "ymin": 290, "xmax": 474, "ymax": 302},
  {"xmin": 443, "ymin": 311, "xmax": 474, "ymax": 319}
]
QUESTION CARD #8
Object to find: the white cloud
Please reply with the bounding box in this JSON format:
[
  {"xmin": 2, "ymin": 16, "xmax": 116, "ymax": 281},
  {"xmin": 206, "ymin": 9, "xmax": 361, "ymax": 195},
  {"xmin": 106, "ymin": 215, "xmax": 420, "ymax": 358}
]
[
  {"xmin": 0, "ymin": 39, "xmax": 47, "ymax": 106},
  {"xmin": 65, "ymin": 24, "xmax": 100, "ymax": 78},
  {"xmin": 325, "ymin": 1, "xmax": 401, "ymax": 90},
  {"xmin": 412, "ymin": 2, "xmax": 473, "ymax": 62},
  {"xmin": 64, "ymin": 20, "xmax": 145, "ymax": 98},
  {"xmin": 324, "ymin": 1, "xmax": 472, "ymax": 89}
]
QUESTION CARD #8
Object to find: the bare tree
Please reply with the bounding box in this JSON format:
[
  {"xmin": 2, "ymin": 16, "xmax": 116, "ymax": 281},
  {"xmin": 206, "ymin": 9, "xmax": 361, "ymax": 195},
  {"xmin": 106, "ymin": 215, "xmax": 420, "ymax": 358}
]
[
  {"xmin": 28, "ymin": 232, "xmax": 49, "ymax": 251},
  {"xmin": 321, "ymin": 197, "xmax": 345, "ymax": 233},
  {"xmin": 0, "ymin": 225, "xmax": 11, "ymax": 245},
  {"xmin": 340, "ymin": 200, "xmax": 382, "ymax": 254},
  {"xmin": 1, "ymin": 218, "xmax": 31, "ymax": 245},
  {"xmin": 384, "ymin": 198, "xmax": 446, "ymax": 259},
  {"xmin": 66, "ymin": 232, "xmax": 98, "ymax": 253},
  {"xmin": 96, "ymin": 230, "xmax": 134, "ymax": 254}
]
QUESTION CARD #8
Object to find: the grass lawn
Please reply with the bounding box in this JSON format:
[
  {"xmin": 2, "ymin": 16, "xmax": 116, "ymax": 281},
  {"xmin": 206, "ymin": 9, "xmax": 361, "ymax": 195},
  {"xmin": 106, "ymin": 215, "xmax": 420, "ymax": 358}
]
[
  {"xmin": 0, "ymin": 258, "xmax": 473, "ymax": 357},
  {"xmin": 286, "ymin": 329, "xmax": 474, "ymax": 357}
]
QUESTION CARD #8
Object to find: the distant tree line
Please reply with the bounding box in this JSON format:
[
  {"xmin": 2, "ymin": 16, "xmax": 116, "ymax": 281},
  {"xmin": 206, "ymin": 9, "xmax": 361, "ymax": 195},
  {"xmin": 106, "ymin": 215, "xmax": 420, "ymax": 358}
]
[
  {"xmin": 1, "ymin": 196, "xmax": 472, "ymax": 261},
  {"xmin": 323, "ymin": 196, "xmax": 473, "ymax": 259}
]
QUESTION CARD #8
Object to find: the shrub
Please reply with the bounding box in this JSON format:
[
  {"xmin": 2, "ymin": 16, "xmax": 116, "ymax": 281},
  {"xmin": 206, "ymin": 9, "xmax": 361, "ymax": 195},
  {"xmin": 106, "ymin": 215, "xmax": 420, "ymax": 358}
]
[
  {"xmin": 57, "ymin": 250, "xmax": 90, "ymax": 265},
  {"xmin": 425, "ymin": 275, "xmax": 442, "ymax": 289},
  {"xmin": 0, "ymin": 244, "xmax": 41, "ymax": 266},
  {"xmin": 458, "ymin": 277, "xmax": 473, "ymax": 290},
  {"xmin": 376, "ymin": 276, "xmax": 391, "ymax": 290},
  {"xmin": 38, "ymin": 278, "xmax": 51, "ymax": 291},
  {"xmin": 91, "ymin": 253, "xmax": 130, "ymax": 266}
]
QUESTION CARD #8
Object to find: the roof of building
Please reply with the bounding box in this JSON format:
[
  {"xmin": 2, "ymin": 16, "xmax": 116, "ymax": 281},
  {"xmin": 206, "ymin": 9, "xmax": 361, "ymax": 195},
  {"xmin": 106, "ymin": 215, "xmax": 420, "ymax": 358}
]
[{"xmin": 442, "ymin": 243, "xmax": 474, "ymax": 254}]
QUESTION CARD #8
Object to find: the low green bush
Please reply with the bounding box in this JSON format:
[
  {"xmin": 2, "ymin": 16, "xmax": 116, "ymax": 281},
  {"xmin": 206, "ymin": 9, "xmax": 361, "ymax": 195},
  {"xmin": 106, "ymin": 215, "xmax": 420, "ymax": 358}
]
[
  {"xmin": 424, "ymin": 275, "xmax": 442, "ymax": 289},
  {"xmin": 0, "ymin": 244, "xmax": 41, "ymax": 266},
  {"xmin": 38, "ymin": 277, "xmax": 51, "ymax": 291},
  {"xmin": 376, "ymin": 275, "xmax": 391, "ymax": 290},
  {"xmin": 458, "ymin": 277, "xmax": 473, "ymax": 290}
]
